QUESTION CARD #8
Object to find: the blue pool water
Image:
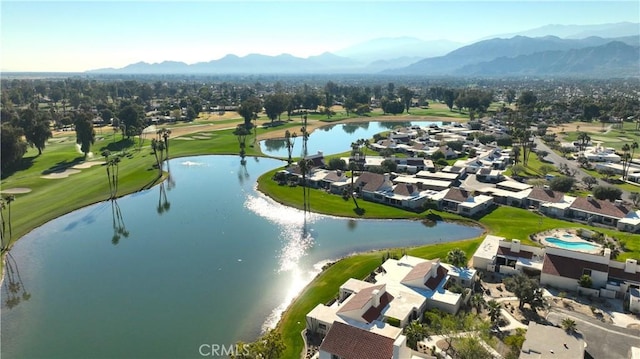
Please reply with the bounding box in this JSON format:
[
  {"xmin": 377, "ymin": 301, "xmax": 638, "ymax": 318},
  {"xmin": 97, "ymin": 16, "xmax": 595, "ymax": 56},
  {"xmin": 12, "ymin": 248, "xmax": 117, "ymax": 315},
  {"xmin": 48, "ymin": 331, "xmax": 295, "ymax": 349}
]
[{"xmin": 544, "ymin": 237, "xmax": 600, "ymax": 251}]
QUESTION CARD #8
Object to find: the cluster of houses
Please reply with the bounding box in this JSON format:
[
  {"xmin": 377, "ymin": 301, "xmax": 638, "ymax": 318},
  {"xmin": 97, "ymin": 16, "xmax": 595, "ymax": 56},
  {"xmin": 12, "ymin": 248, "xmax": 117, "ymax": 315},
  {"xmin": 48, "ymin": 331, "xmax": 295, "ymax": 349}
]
[
  {"xmin": 278, "ymin": 142, "xmax": 640, "ymax": 233},
  {"xmin": 304, "ymin": 233, "xmax": 640, "ymax": 359}
]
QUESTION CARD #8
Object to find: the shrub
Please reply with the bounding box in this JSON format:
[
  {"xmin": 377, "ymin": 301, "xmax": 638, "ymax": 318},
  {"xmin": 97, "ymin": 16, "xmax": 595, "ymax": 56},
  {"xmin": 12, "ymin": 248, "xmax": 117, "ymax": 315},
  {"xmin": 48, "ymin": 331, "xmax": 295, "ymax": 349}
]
[{"xmin": 592, "ymin": 186, "xmax": 622, "ymax": 201}]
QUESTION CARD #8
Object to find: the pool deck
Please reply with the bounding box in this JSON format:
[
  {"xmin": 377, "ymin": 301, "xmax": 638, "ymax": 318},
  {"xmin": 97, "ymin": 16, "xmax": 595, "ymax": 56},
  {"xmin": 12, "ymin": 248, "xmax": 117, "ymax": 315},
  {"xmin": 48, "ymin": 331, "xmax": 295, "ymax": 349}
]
[{"xmin": 536, "ymin": 229, "xmax": 602, "ymax": 254}]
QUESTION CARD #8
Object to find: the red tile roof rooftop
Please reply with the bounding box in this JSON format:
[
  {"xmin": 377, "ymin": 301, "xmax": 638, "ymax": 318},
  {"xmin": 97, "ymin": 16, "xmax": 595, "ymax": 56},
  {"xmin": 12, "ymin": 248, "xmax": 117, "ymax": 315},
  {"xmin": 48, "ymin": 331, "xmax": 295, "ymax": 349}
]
[
  {"xmin": 528, "ymin": 187, "xmax": 565, "ymax": 203},
  {"xmin": 425, "ymin": 265, "xmax": 448, "ymax": 290},
  {"xmin": 443, "ymin": 188, "xmax": 470, "ymax": 203},
  {"xmin": 402, "ymin": 261, "xmax": 436, "ymax": 282},
  {"xmin": 319, "ymin": 321, "xmax": 395, "ymax": 359},
  {"xmin": 338, "ymin": 284, "xmax": 385, "ymax": 314},
  {"xmin": 542, "ymin": 253, "xmax": 609, "ymax": 280},
  {"xmin": 570, "ymin": 197, "xmax": 629, "ymax": 219},
  {"xmin": 497, "ymin": 246, "xmax": 533, "ymax": 259}
]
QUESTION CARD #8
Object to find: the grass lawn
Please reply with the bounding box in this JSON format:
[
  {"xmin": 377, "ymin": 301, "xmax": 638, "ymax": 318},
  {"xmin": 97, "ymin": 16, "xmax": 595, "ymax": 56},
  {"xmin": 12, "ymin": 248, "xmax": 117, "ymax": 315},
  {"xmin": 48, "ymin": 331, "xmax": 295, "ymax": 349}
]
[
  {"xmin": 503, "ymin": 155, "xmax": 560, "ymax": 178},
  {"xmin": 560, "ymin": 121, "xmax": 640, "ymax": 158},
  {"xmin": 276, "ymin": 237, "xmax": 483, "ymax": 359},
  {"xmin": 581, "ymin": 168, "xmax": 640, "ymax": 193}
]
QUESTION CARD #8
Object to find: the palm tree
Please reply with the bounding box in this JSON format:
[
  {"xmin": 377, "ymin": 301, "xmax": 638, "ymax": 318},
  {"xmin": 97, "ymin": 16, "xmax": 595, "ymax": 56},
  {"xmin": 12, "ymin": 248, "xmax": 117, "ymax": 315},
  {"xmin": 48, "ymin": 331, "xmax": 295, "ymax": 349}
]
[
  {"xmin": 470, "ymin": 293, "xmax": 486, "ymax": 314},
  {"xmin": 404, "ymin": 320, "xmax": 428, "ymax": 350},
  {"xmin": 4, "ymin": 195, "xmax": 15, "ymax": 238},
  {"xmin": 151, "ymin": 138, "xmax": 165, "ymax": 178},
  {"xmin": 621, "ymin": 143, "xmax": 631, "ymax": 180},
  {"xmin": 446, "ymin": 248, "xmax": 467, "ymax": 268},
  {"xmin": 623, "ymin": 141, "xmax": 638, "ymax": 180},
  {"xmin": 284, "ymin": 130, "xmax": 296, "ymax": 165},
  {"xmin": 577, "ymin": 132, "xmax": 591, "ymax": 151},
  {"xmin": 487, "ymin": 300, "xmax": 501, "ymax": 327},
  {"xmin": 0, "ymin": 198, "xmax": 6, "ymax": 251},
  {"xmin": 561, "ymin": 318, "xmax": 577, "ymax": 333},
  {"xmin": 512, "ymin": 146, "xmax": 521, "ymax": 165}
]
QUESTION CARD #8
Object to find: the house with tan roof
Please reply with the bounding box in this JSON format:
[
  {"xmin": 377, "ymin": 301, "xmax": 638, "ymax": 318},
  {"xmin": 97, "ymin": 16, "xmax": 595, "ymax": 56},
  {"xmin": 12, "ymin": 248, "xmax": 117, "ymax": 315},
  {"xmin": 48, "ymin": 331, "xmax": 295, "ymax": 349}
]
[
  {"xmin": 318, "ymin": 321, "xmax": 414, "ymax": 359},
  {"xmin": 568, "ymin": 196, "xmax": 632, "ymax": 228},
  {"xmin": 306, "ymin": 256, "xmax": 476, "ymax": 341},
  {"xmin": 442, "ymin": 187, "xmax": 494, "ymax": 217}
]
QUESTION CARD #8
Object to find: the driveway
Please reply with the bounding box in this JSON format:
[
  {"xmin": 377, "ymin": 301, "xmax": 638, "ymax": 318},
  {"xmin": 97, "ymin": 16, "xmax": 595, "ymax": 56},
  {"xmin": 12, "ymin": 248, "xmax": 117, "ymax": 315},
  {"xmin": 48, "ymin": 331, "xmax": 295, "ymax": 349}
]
[
  {"xmin": 547, "ymin": 309, "xmax": 640, "ymax": 359},
  {"xmin": 533, "ymin": 138, "xmax": 634, "ymax": 201}
]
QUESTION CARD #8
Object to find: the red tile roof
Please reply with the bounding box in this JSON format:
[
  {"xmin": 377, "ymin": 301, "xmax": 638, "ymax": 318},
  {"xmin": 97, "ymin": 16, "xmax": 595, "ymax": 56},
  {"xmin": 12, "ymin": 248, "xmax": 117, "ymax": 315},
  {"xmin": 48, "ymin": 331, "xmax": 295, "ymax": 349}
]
[
  {"xmin": 319, "ymin": 321, "xmax": 395, "ymax": 359},
  {"xmin": 338, "ymin": 285, "xmax": 385, "ymax": 314},
  {"xmin": 542, "ymin": 253, "xmax": 609, "ymax": 280},
  {"xmin": 425, "ymin": 266, "xmax": 448, "ymax": 290},
  {"xmin": 497, "ymin": 246, "xmax": 534, "ymax": 259},
  {"xmin": 528, "ymin": 187, "xmax": 565, "ymax": 203},
  {"xmin": 443, "ymin": 188, "xmax": 470, "ymax": 203},
  {"xmin": 362, "ymin": 292, "xmax": 394, "ymax": 323},
  {"xmin": 570, "ymin": 197, "xmax": 629, "ymax": 219},
  {"xmin": 402, "ymin": 261, "xmax": 435, "ymax": 282},
  {"xmin": 393, "ymin": 183, "xmax": 416, "ymax": 197},
  {"xmin": 355, "ymin": 172, "xmax": 386, "ymax": 193}
]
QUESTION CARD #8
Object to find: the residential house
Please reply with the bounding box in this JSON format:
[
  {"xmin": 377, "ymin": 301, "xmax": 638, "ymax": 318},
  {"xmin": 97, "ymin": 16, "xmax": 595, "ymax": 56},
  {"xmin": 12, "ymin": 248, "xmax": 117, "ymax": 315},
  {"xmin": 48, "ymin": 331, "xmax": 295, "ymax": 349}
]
[
  {"xmin": 318, "ymin": 321, "xmax": 412, "ymax": 359},
  {"xmin": 618, "ymin": 209, "xmax": 640, "ymax": 233},
  {"xmin": 568, "ymin": 196, "xmax": 631, "ymax": 227},
  {"xmin": 354, "ymin": 172, "xmax": 393, "ymax": 201},
  {"xmin": 526, "ymin": 187, "xmax": 577, "ymax": 218},
  {"xmin": 583, "ymin": 145, "xmax": 621, "ymax": 163},
  {"xmin": 442, "ymin": 188, "xmax": 494, "ymax": 217}
]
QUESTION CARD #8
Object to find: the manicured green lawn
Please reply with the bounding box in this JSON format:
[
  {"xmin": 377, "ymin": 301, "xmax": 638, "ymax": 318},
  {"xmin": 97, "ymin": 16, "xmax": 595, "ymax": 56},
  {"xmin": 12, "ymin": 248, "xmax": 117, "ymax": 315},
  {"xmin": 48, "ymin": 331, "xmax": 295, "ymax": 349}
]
[{"xmin": 277, "ymin": 237, "xmax": 483, "ymax": 359}]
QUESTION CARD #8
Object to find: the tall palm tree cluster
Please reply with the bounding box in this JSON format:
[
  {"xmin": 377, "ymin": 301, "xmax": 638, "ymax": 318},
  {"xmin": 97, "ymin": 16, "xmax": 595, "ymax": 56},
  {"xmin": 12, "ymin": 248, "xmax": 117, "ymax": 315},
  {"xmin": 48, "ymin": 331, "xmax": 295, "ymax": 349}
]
[{"xmin": 621, "ymin": 141, "xmax": 639, "ymax": 180}]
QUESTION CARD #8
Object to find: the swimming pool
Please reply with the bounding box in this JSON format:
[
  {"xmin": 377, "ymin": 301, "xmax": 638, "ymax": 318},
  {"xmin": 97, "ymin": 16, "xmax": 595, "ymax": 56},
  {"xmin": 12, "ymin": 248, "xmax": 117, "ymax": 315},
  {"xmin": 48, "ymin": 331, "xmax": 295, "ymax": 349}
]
[{"xmin": 544, "ymin": 237, "xmax": 600, "ymax": 251}]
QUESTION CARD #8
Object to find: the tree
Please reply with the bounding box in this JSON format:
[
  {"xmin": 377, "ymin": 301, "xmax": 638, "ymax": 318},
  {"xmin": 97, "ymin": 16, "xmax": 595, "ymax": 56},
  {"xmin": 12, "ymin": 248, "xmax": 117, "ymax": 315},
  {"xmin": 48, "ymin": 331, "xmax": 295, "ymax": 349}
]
[
  {"xmin": 583, "ymin": 103, "xmax": 600, "ymax": 122},
  {"xmin": 232, "ymin": 329, "xmax": 285, "ymax": 359},
  {"xmin": 536, "ymin": 150, "xmax": 549, "ymax": 161},
  {"xmin": 380, "ymin": 159, "xmax": 397, "ymax": 173},
  {"xmin": 74, "ymin": 113, "xmax": 95, "ymax": 158},
  {"xmin": 486, "ymin": 300, "xmax": 501, "ymax": 326},
  {"xmin": 404, "ymin": 320, "xmax": 428, "ymax": 350},
  {"xmin": 582, "ymin": 176, "xmax": 598, "ymax": 190},
  {"xmin": 561, "ymin": 318, "xmax": 577, "ymax": 334},
  {"xmin": 328, "ymin": 158, "xmax": 346, "ymax": 171},
  {"xmin": 503, "ymin": 273, "xmax": 545, "ymax": 310},
  {"xmin": 506, "ymin": 89, "xmax": 516, "ymax": 105},
  {"xmin": 511, "ymin": 146, "xmax": 521, "ymax": 165},
  {"xmin": 237, "ymin": 97, "xmax": 262, "ymax": 129},
  {"xmin": 263, "ymin": 94, "xmax": 286, "ymax": 123},
  {"xmin": 298, "ymin": 158, "xmax": 313, "ymax": 213},
  {"xmin": 446, "ymin": 248, "xmax": 467, "ymax": 268},
  {"xmin": 630, "ymin": 192, "xmax": 640, "ymax": 207},
  {"xmin": 443, "ymin": 89, "xmax": 456, "ymax": 111},
  {"xmin": 577, "ymin": 132, "xmax": 591, "ymax": 151},
  {"xmin": 284, "ymin": 130, "xmax": 297, "ymax": 165},
  {"xmin": 510, "ymin": 164, "xmax": 526, "ymax": 177},
  {"xmin": 16, "ymin": 109, "xmax": 52, "ymax": 155},
  {"xmin": 233, "ymin": 124, "xmax": 250, "ymax": 150},
  {"xmin": 431, "ymin": 150, "xmax": 445, "ymax": 161},
  {"xmin": 578, "ymin": 274, "xmax": 592, "ymax": 288},
  {"xmin": 598, "ymin": 167, "xmax": 616, "ymax": 181},
  {"xmin": 592, "ymin": 186, "xmax": 622, "ymax": 201},
  {"xmin": 150, "ymin": 139, "xmax": 165, "ymax": 177},
  {"xmin": 539, "ymin": 164, "xmax": 555, "ymax": 176},
  {"xmin": 1, "ymin": 124, "xmax": 28, "ymax": 171},
  {"xmin": 398, "ymin": 86, "xmax": 415, "ymax": 114},
  {"xmin": 549, "ymin": 176, "xmax": 575, "ymax": 193},
  {"xmin": 118, "ymin": 105, "xmax": 143, "ymax": 138},
  {"xmin": 623, "ymin": 142, "xmax": 639, "ymax": 180},
  {"xmin": 470, "ymin": 293, "xmax": 486, "ymax": 314},
  {"xmin": 456, "ymin": 337, "xmax": 493, "ymax": 359}
]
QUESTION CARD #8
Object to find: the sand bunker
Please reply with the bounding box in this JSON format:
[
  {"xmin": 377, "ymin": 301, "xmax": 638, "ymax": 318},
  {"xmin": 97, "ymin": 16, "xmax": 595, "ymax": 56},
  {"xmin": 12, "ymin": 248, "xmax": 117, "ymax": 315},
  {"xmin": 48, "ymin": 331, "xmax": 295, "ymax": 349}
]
[
  {"xmin": 41, "ymin": 169, "xmax": 81, "ymax": 179},
  {"xmin": 174, "ymin": 137, "xmax": 195, "ymax": 141},
  {"xmin": 73, "ymin": 161, "xmax": 105, "ymax": 169},
  {"xmin": 0, "ymin": 187, "xmax": 32, "ymax": 194},
  {"xmin": 192, "ymin": 135, "xmax": 212, "ymax": 140}
]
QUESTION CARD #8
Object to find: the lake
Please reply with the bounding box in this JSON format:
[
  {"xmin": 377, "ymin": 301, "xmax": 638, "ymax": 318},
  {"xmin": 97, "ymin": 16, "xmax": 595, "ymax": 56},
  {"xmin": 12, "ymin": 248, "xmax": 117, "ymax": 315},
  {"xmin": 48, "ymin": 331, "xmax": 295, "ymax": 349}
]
[
  {"xmin": 1, "ymin": 155, "xmax": 481, "ymax": 358},
  {"xmin": 260, "ymin": 120, "xmax": 441, "ymax": 158}
]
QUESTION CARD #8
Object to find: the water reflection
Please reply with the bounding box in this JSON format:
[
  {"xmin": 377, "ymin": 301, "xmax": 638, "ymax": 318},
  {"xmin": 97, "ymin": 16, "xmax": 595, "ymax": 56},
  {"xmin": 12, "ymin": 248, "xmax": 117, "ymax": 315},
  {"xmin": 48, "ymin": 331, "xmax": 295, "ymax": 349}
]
[
  {"xmin": 263, "ymin": 139, "xmax": 286, "ymax": 152},
  {"xmin": 156, "ymin": 182, "xmax": 171, "ymax": 215},
  {"xmin": 111, "ymin": 199, "xmax": 129, "ymax": 245},
  {"xmin": 238, "ymin": 157, "xmax": 250, "ymax": 184},
  {"xmin": 379, "ymin": 121, "xmax": 413, "ymax": 129},
  {"xmin": 2, "ymin": 252, "xmax": 31, "ymax": 310},
  {"xmin": 342, "ymin": 122, "xmax": 369, "ymax": 134}
]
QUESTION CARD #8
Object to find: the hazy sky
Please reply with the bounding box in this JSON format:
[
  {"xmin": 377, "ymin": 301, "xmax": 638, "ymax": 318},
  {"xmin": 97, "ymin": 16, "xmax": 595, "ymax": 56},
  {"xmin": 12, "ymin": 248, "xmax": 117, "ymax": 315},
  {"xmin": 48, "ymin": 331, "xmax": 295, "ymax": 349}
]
[{"xmin": 1, "ymin": 1, "xmax": 639, "ymax": 72}]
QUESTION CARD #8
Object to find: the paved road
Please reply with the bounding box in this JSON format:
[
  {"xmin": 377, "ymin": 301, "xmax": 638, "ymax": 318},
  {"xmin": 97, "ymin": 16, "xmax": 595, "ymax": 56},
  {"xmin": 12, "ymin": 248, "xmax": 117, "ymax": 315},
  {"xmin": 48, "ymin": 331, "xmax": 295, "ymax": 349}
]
[
  {"xmin": 533, "ymin": 137, "xmax": 634, "ymax": 201},
  {"xmin": 547, "ymin": 309, "xmax": 640, "ymax": 359}
]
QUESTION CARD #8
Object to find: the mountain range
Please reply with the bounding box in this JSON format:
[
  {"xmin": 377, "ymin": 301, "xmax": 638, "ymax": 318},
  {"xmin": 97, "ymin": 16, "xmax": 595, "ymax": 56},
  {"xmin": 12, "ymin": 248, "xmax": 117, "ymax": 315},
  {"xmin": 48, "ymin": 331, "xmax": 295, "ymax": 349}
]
[{"xmin": 88, "ymin": 22, "xmax": 640, "ymax": 77}]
